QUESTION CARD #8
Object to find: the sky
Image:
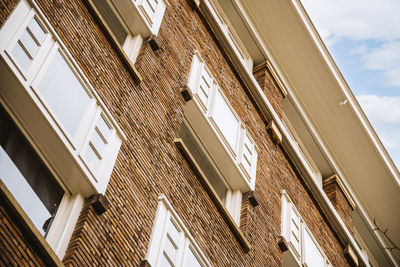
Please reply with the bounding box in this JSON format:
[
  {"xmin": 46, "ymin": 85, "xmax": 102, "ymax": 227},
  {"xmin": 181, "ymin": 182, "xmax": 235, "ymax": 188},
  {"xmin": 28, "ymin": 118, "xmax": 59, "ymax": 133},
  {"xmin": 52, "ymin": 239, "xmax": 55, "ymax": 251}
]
[{"xmin": 300, "ymin": 0, "xmax": 400, "ymax": 170}]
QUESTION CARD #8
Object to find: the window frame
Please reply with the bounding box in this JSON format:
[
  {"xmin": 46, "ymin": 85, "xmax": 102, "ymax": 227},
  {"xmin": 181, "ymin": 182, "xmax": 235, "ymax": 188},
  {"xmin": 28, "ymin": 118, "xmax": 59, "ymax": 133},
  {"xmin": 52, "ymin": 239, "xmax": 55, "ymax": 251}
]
[
  {"xmin": 281, "ymin": 190, "xmax": 332, "ymax": 267},
  {"xmin": 0, "ymin": 0, "xmax": 126, "ymax": 195},
  {"xmin": 0, "ymin": 0, "xmax": 126, "ymax": 259},
  {"xmin": 185, "ymin": 52, "xmax": 258, "ymax": 192},
  {"xmin": 0, "ymin": 99, "xmax": 85, "ymax": 260},
  {"xmin": 146, "ymin": 195, "xmax": 211, "ymax": 267},
  {"xmin": 90, "ymin": 0, "xmax": 145, "ymax": 65},
  {"xmin": 206, "ymin": 0, "xmax": 253, "ymax": 71},
  {"xmin": 107, "ymin": 0, "xmax": 167, "ymax": 38}
]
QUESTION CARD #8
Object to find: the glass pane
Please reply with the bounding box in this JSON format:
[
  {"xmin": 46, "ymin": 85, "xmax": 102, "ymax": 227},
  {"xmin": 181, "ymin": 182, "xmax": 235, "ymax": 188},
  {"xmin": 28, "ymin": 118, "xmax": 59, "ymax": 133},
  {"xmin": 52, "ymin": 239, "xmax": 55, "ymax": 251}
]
[
  {"xmin": 92, "ymin": 0, "xmax": 128, "ymax": 45},
  {"xmin": 184, "ymin": 247, "xmax": 202, "ymax": 267},
  {"xmin": 290, "ymin": 208, "xmax": 301, "ymax": 253},
  {"xmin": 20, "ymin": 30, "xmax": 39, "ymax": 58},
  {"xmin": 12, "ymin": 43, "xmax": 30, "ymax": 69},
  {"xmin": 159, "ymin": 253, "xmax": 173, "ymax": 267},
  {"xmin": 211, "ymin": 89, "xmax": 239, "ymax": 151},
  {"xmin": 163, "ymin": 236, "xmax": 178, "ymax": 264},
  {"xmin": 243, "ymin": 135, "xmax": 253, "ymax": 155},
  {"xmin": 242, "ymin": 153, "xmax": 252, "ymax": 174},
  {"xmin": 37, "ymin": 50, "xmax": 91, "ymax": 137},
  {"xmin": 143, "ymin": 0, "xmax": 156, "ymax": 20},
  {"xmin": 28, "ymin": 17, "xmax": 46, "ymax": 45},
  {"xmin": 291, "ymin": 209, "xmax": 300, "ymax": 227},
  {"xmin": 91, "ymin": 129, "xmax": 106, "ymax": 157},
  {"xmin": 149, "ymin": 0, "xmax": 158, "ymax": 9},
  {"xmin": 180, "ymin": 123, "xmax": 228, "ymax": 202},
  {"xmin": 0, "ymin": 107, "xmax": 64, "ymax": 236},
  {"xmin": 198, "ymin": 72, "xmax": 211, "ymax": 108},
  {"xmin": 96, "ymin": 115, "xmax": 112, "ymax": 142},
  {"xmin": 0, "ymin": 149, "xmax": 50, "ymax": 235},
  {"xmin": 242, "ymin": 134, "xmax": 253, "ymax": 174},
  {"xmin": 201, "ymin": 69, "xmax": 212, "ymax": 88},
  {"xmin": 167, "ymin": 220, "xmax": 181, "ymax": 245},
  {"xmin": 85, "ymin": 144, "xmax": 101, "ymax": 171},
  {"xmin": 304, "ymin": 230, "xmax": 325, "ymax": 267}
]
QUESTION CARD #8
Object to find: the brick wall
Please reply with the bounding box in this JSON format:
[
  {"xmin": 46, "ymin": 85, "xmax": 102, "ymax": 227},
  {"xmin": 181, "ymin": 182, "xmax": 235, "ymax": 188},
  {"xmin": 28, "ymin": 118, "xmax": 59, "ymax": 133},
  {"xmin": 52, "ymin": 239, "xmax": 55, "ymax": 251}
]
[
  {"xmin": 253, "ymin": 64, "xmax": 284, "ymax": 118},
  {"xmin": 0, "ymin": 205, "xmax": 46, "ymax": 266},
  {"xmin": 324, "ymin": 179, "xmax": 355, "ymax": 236},
  {"xmin": 0, "ymin": 0, "xmax": 351, "ymax": 266}
]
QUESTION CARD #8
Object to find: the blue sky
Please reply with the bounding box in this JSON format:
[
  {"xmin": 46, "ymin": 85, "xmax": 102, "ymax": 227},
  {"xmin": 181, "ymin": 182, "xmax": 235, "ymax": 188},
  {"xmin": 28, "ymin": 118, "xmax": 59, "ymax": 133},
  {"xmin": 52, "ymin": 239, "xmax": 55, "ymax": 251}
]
[{"xmin": 300, "ymin": 0, "xmax": 400, "ymax": 169}]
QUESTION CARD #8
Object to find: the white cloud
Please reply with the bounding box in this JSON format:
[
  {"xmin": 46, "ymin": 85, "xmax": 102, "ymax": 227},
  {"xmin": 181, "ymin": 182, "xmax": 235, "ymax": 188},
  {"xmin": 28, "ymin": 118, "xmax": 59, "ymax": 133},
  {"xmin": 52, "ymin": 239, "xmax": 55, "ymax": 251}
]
[
  {"xmin": 363, "ymin": 42, "xmax": 400, "ymax": 70},
  {"xmin": 301, "ymin": 0, "xmax": 400, "ymax": 43},
  {"xmin": 350, "ymin": 44, "xmax": 368, "ymax": 55},
  {"xmin": 358, "ymin": 94, "xmax": 400, "ymax": 124},
  {"xmin": 301, "ymin": 0, "xmax": 400, "ymax": 167},
  {"xmin": 301, "ymin": 0, "xmax": 400, "ymax": 88},
  {"xmin": 361, "ymin": 42, "xmax": 400, "ymax": 86},
  {"xmin": 358, "ymin": 94, "xmax": 400, "ymax": 151}
]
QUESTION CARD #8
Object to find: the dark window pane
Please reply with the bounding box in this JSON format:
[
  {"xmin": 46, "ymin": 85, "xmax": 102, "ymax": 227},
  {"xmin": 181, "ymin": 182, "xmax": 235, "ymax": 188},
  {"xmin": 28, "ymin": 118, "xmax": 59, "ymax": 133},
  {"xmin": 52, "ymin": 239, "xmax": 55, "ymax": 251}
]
[
  {"xmin": 180, "ymin": 122, "xmax": 228, "ymax": 202},
  {"xmin": 0, "ymin": 105, "xmax": 64, "ymax": 236},
  {"xmin": 92, "ymin": 0, "xmax": 128, "ymax": 45}
]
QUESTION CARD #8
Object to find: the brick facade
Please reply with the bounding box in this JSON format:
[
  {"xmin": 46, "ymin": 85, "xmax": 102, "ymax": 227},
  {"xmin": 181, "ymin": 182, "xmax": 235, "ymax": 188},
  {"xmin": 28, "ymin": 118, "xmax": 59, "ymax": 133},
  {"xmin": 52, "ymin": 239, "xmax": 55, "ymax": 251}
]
[
  {"xmin": 323, "ymin": 176, "xmax": 355, "ymax": 236},
  {"xmin": 253, "ymin": 64, "xmax": 284, "ymax": 118},
  {"xmin": 0, "ymin": 0, "xmax": 352, "ymax": 266},
  {"xmin": 0, "ymin": 204, "xmax": 46, "ymax": 266}
]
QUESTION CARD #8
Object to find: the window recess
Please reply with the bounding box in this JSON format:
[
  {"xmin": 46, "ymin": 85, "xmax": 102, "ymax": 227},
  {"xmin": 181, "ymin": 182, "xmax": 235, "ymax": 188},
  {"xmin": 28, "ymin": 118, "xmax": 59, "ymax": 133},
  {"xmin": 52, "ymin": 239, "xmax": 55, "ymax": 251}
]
[
  {"xmin": 0, "ymin": 105, "xmax": 64, "ymax": 237},
  {"xmin": 281, "ymin": 191, "xmax": 332, "ymax": 267},
  {"xmin": 179, "ymin": 120, "xmax": 243, "ymax": 225},
  {"xmin": 94, "ymin": 0, "xmax": 167, "ymax": 41},
  {"xmin": 281, "ymin": 113, "xmax": 322, "ymax": 186},
  {"xmin": 145, "ymin": 195, "xmax": 211, "ymax": 267},
  {"xmin": 90, "ymin": 0, "xmax": 145, "ymax": 65},
  {"xmin": 0, "ymin": 0, "xmax": 126, "ymax": 197},
  {"xmin": 205, "ymin": 0, "xmax": 253, "ymax": 71}
]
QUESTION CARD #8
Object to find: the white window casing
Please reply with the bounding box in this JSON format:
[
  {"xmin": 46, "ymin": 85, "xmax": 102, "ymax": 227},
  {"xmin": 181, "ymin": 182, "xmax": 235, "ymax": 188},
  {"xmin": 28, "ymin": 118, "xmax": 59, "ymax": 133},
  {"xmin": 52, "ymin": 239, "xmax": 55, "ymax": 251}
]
[
  {"xmin": 109, "ymin": 0, "xmax": 167, "ymax": 38},
  {"xmin": 122, "ymin": 34, "xmax": 144, "ymax": 63},
  {"xmin": 0, "ymin": 0, "xmax": 126, "ymax": 258},
  {"xmin": 206, "ymin": 0, "xmax": 253, "ymax": 71},
  {"xmin": 91, "ymin": 0, "xmax": 145, "ymax": 64},
  {"xmin": 303, "ymin": 226, "xmax": 325, "ymax": 267},
  {"xmin": 281, "ymin": 113, "xmax": 322, "ymax": 187},
  {"xmin": 0, "ymin": 0, "xmax": 126, "ymax": 196},
  {"xmin": 146, "ymin": 195, "xmax": 211, "ymax": 267},
  {"xmin": 281, "ymin": 190, "xmax": 332, "ymax": 267},
  {"xmin": 184, "ymin": 52, "xmax": 258, "ymax": 193},
  {"xmin": 45, "ymin": 193, "xmax": 85, "ymax": 259}
]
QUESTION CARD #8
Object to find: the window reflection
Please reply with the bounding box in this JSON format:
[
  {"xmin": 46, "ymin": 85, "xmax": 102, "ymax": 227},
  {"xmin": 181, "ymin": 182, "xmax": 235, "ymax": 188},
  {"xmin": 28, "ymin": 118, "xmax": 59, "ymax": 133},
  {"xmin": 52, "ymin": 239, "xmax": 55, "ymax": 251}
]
[
  {"xmin": 37, "ymin": 50, "xmax": 91, "ymax": 137},
  {"xmin": 0, "ymin": 105, "xmax": 64, "ymax": 236},
  {"xmin": 211, "ymin": 89, "xmax": 240, "ymax": 151}
]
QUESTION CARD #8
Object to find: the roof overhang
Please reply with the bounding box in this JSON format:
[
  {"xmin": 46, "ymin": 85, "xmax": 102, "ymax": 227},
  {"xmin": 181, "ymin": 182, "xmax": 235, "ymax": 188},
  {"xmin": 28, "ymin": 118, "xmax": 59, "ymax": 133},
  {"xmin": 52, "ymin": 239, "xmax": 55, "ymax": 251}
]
[{"xmin": 236, "ymin": 0, "xmax": 400, "ymax": 265}]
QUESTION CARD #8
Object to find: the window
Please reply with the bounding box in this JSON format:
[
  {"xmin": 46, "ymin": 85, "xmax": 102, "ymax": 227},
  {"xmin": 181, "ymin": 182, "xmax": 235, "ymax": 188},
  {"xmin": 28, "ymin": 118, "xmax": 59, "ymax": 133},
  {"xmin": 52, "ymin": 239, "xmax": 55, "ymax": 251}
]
[
  {"xmin": 180, "ymin": 121, "xmax": 242, "ymax": 224},
  {"xmin": 11, "ymin": 16, "xmax": 46, "ymax": 70},
  {"xmin": 91, "ymin": 0, "xmax": 144, "ymax": 64},
  {"xmin": 208, "ymin": 0, "xmax": 253, "ymax": 71},
  {"xmin": 281, "ymin": 191, "xmax": 332, "ymax": 267},
  {"xmin": 303, "ymin": 227, "xmax": 325, "ymax": 267},
  {"xmin": 91, "ymin": 0, "xmax": 167, "ymax": 63},
  {"xmin": 0, "ymin": 0, "xmax": 125, "ymax": 195},
  {"xmin": 145, "ymin": 195, "xmax": 210, "ymax": 267},
  {"xmin": 0, "ymin": 105, "xmax": 64, "ymax": 236},
  {"xmin": 182, "ymin": 52, "xmax": 258, "ymax": 224},
  {"xmin": 186, "ymin": 52, "xmax": 258, "ymax": 189},
  {"xmin": 0, "ymin": 0, "xmax": 125, "ymax": 258},
  {"xmin": 36, "ymin": 49, "xmax": 92, "ymax": 138}
]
